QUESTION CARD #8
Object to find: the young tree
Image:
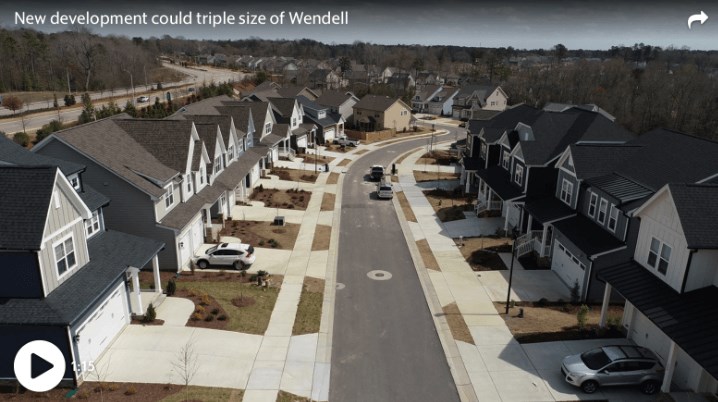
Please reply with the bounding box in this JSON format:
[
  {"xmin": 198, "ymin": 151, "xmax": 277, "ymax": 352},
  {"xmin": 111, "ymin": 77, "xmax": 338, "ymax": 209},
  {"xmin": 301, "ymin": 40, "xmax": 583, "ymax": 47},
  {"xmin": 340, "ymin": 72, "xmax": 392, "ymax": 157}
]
[
  {"xmin": 78, "ymin": 92, "xmax": 95, "ymax": 124},
  {"xmin": 13, "ymin": 131, "xmax": 29, "ymax": 147},
  {"xmin": 1, "ymin": 95, "xmax": 23, "ymax": 115},
  {"xmin": 172, "ymin": 338, "xmax": 199, "ymax": 401}
]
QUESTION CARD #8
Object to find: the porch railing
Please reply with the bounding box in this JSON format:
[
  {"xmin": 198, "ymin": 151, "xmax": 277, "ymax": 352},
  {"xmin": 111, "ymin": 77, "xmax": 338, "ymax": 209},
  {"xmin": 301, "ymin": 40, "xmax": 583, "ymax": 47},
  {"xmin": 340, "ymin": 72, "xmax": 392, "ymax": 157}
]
[{"xmin": 515, "ymin": 230, "xmax": 549, "ymax": 257}]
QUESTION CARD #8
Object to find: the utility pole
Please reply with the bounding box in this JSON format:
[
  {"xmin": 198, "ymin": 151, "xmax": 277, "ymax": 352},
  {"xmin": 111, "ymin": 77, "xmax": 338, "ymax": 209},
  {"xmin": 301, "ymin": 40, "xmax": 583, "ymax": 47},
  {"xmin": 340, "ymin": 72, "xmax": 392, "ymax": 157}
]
[
  {"xmin": 144, "ymin": 64, "xmax": 148, "ymax": 90},
  {"xmin": 66, "ymin": 69, "xmax": 71, "ymax": 95},
  {"xmin": 505, "ymin": 233, "xmax": 517, "ymax": 315},
  {"xmin": 123, "ymin": 69, "xmax": 136, "ymax": 106}
]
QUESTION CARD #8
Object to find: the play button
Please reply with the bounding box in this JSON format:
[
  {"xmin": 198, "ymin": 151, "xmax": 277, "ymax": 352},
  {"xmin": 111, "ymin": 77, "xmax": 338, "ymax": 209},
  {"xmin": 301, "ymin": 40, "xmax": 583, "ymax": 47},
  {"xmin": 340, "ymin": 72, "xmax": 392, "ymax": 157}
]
[{"xmin": 14, "ymin": 341, "xmax": 65, "ymax": 392}]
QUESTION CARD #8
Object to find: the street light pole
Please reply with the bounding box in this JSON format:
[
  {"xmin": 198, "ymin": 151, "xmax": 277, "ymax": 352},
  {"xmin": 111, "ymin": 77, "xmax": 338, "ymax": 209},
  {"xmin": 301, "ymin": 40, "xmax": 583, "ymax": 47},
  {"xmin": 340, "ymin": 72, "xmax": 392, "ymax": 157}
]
[
  {"xmin": 505, "ymin": 239, "xmax": 516, "ymax": 315},
  {"xmin": 123, "ymin": 69, "xmax": 136, "ymax": 106}
]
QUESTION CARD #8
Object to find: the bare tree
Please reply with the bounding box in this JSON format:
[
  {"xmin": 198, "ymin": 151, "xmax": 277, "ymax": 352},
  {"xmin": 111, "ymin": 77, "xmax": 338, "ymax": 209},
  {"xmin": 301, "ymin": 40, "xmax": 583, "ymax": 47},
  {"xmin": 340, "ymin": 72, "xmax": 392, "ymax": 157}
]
[{"xmin": 172, "ymin": 338, "xmax": 200, "ymax": 401}]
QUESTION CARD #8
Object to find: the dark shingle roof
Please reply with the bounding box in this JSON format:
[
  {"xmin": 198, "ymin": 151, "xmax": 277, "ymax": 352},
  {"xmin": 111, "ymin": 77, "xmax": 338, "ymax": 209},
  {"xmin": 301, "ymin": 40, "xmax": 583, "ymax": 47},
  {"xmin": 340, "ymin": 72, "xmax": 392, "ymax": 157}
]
[
  {"xmin": 181, "ymin": 115, "xmax": 234, "ymax": 147},
  {"xmin": 51, "ymin": 118, "xmax": 177, "ymax": 198},
  {"xmin": 0, "ymin": 230, "xmax": 163, "ymax": 325},
  {"xmin": 169, "ymin": 95, "xmax": 233, "ymax": 116},
  {"xmin": 553, "ymin": 215, "xmax": 626, "ymax": 257},
  {"xmin": 475, "ymin": 166, "xmax": 523, "ymax": 201},
  {"xmin": 669, "ymin": 183, "xmax": 718, "ymax": 249},
  {"xmin": 113, "ymin": 119, "xmax": 195, "ymax": 173},
  {"xmin": 0, "ymin": 166, "xmax": 57, "ymax": 250},
  {"xmin": 468, "ymin": 104, "xmax": 542, "ymax": 140},
  {"xmin": 354, "ymin": 95, "xmax": 404, "ymax": 112},
  {"xmin": 267, "ymin": 97, "xmax": 297, "ymax": 119},
  {"xmin": 78, "ymin": 184, "xmax": 110, "ymax": 212},
  {"xmin": 276, "ymin": 86, "xmax": 317, "ymax": 99},
  {"xmin": 315, "ymin": 91, "xmax": 356, "ymax": 108},
  {"xmin": 522, "ymin": 197, "xmax": 576, "ymax": 225},
  {"xmin": 568, "ymin": 144, "xmax": 642, "ymax": 180},
  {"xmin": 0, "ymin": 135, "xmax": 84, "ymax": 175},
  {"xmin": 599, "ymin": 261, "xmax": 718, "ymax": 379}
]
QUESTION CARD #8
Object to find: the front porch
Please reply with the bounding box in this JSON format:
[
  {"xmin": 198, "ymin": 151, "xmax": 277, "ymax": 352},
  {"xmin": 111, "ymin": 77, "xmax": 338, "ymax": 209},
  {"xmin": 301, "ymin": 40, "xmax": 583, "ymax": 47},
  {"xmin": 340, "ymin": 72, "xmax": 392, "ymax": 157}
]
[{"xmin": 127, "ymin": 255, "xmax": 164, "ymax": 316}]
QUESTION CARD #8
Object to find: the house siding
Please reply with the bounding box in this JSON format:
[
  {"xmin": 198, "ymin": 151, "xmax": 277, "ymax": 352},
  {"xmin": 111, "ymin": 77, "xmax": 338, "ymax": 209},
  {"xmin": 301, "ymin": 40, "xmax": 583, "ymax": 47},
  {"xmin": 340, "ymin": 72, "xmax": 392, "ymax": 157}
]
[
  {"xmin": 554, "ymin": 170, "xmax": 579, "ymax": 209},
  {"xmin": 581, "ymin": 187, "xmax": 628, "ymax": 240},
  {"xmin": 684, "ymin": 249, "xmax": 718, "ymax": 292},
  {"xmin": 36, "ymin": 140, "xmax": 180, "ymax": 270},
  {"xmin": 526, "ymin": 166, "xmax": 558, "ymax": 198},
  {"xmin": 39, "ymin": 222, "xmax": 89, "ymax": 293},
  {"xmin": 484, "ymin": 89, "xmax": 508, "ymax": 111},
  {"xmin": 634, "ymin": 192, "xmax": 689, "ymax": 292},
  {"xmin": 0, "ymin": 252, "xmax": 43, "ymax": 298},
  {"xmin": 384, "ymin": 102, "xmax": 412, "ymax": 132}
]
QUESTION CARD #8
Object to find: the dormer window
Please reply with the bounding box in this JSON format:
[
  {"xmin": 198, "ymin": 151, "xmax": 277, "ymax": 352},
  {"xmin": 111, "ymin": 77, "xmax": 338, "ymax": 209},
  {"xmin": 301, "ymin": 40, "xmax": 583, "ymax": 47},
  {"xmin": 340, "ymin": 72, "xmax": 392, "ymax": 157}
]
[
  {"xmin": 514, "ymin": 165, "xmax": 524, "ymax": 186},
  {"xmin": 264, "ymin": 123, "xmax": 272, "ymax": 134},
  {"xmin": 214, "ymin": 156, "xmax": 223, "ymax": 174},
  {"xmin": 199, "ymin": 167, "xmax": 205, "ymax": 184},
  {"xmin": 501, "ymin": 150, "xmax": 510, "ymax": 169},
  {"xmin": 227, "ymin": 146, "xmax": 234, "ymax": 161},
  {"xmin": 54, "ymin": 235, "xmax": 77, "ymax": 277},
  {"xmin": 85, "ymin": 210, "xmax": 101, "ymax": 238},
  {"xmin": 560, "ymin": 179, "xmax": 573, "ymax": 206},
  {"xmin": 597, "ymin": 199, "xmax": 608, "ymax": 224},
  {"xmin": 70, "ymin": 176, "xmax": 80, "ymax": 190},
  {"xmin": 479, "ymin": 142, "xmax": 487, "ymax": 160},
  {"xmin": 647, "ymin": 237, "xmax": 672, "ymax": 275},
  {"xmin": 164, "ymin": 184, "xmax": 175, "ymax": 208}
]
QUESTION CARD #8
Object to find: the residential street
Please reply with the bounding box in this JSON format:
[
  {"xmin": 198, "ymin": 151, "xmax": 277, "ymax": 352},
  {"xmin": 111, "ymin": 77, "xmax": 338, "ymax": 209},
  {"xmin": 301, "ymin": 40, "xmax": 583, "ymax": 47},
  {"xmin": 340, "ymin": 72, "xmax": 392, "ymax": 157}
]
[{"xmin": 330, "ymin": 127, "xmax": 459, "ymax": 402}]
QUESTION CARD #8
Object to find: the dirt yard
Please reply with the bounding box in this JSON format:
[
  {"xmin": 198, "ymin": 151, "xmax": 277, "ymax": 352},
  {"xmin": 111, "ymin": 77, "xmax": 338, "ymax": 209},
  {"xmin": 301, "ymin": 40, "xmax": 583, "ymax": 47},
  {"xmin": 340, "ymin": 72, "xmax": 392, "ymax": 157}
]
[
  {"xmin": 296, "ymin": 153, "xmax": 335, "ymax": 165},
  {"xmin": 416, "ymin": 239, "xmax": 440, "ymax": 271},
  {"xmin": 496, "ymin": 302, "xmax": 626, "ymax": 343},
  {"xmin": 422, "ymin": 189, "xmax": 474, "ymax": 222},
  {"xmin": 413, "ymin": 171, "xmax": 460, "ymax": 182},
  {"xmin": 269, "ymin": 167, "xmax": 319, "ymax": 183},
  {"xmin": 395, "ymin": 191, "xmax": 417, "ymax": 222},
  {"xmin": 219, "ymin": 220, "xmax": 300, "ymax": 250},
  {"xmin": 321, "ymin": 192, "xmax": 336, "ymax": 211},
  {"xmin": 416, "ymin": 150, "xmax": 459, "ymax": 166},
  {"xmin": 336, "ymin": 159, "xmax": 351, "ymax": 167},
  {"xmin": 311, "ymin": 225, "xmax": 332, "ymax": 251},
  {"xmin": 455, "ymin": 236, "xmax": 513, "ymax": 271},
  {"xmin": 443, "ymin": 303, "xmax": 474, "ymax": 344},
  {"xmin": 250, "ymin": 187, "xmax": 311, "ymax": 210}
]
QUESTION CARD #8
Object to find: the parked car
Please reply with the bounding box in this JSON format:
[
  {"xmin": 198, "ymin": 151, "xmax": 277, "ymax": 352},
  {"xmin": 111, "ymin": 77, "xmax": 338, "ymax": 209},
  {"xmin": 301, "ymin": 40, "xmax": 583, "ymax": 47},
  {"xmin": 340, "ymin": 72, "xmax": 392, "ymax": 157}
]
[
  {"xmin": 192, "ymin": 242, "xmax": 256, "ymax": 270},
  {"xmin": 334, "ymin": 135, "xmax": 359, "ymax": 147},
  {"xmin": 137, "ymin": 95, "xmax": 150, "ymax": 103},
  {"xmin": 377, "ymin": 182, "xmax": 394, "ymax": 199},
  {"xmin": 369, "ymin": 165, "xmax": 385, "ymax": 181},
  {"xmin": 561, "ymin": 345, "xmax": 663, "ymax": 395}
]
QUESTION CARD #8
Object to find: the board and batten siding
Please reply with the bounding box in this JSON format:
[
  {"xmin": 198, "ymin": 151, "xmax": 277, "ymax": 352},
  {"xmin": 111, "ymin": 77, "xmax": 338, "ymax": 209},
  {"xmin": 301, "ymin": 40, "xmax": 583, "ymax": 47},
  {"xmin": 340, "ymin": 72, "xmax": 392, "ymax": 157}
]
[
  {"xmin": 36, "ymin": 139, "xmax": 179, "ymax": 270},
  {"xmin": 634, "ymin": 191, "xmax": 689, "ymax": 292},
  {"xmin": 39, "ymin": 222, "xmax": 88, "ymax": 294},
  {"xmin": 684, "ymin": 249, "xmax": 718, "ymax": 292}
]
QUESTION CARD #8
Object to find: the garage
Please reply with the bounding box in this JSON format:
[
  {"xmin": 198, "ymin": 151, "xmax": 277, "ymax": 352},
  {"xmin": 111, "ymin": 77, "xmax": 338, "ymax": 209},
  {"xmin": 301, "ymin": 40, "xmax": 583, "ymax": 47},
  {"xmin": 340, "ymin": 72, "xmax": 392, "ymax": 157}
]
[
  {"xmin": 323, "ymin": 128, "xmax": 335, "ymax": 144},
  {"xmin": 551, "ymin": 241, "xmax": 586, "ymax": 291},
  {"xmin": 75, "ymin": 283, "xmax": 129, "ymax": 373}
]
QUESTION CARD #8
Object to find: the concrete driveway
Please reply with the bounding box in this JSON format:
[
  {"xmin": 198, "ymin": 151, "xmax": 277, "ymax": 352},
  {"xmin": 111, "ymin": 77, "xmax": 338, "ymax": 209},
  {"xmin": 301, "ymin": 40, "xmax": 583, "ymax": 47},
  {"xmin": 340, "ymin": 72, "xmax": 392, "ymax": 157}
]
[{"xmin": 459, "ymin": 337, "xmax": 664, "ymax": 401}]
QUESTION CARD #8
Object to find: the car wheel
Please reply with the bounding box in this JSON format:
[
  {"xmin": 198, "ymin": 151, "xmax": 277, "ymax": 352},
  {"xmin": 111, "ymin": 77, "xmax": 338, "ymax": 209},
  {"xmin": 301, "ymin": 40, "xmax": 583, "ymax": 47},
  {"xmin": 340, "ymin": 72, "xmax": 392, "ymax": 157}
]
[
  {"xmin": 581, "ymin": 380, "xmax": 599, "ymax": 394},
  {"xmin": 197, "ymin": 260, "xmax": 209, "ymax": 269},
  {"xmin": 640, "ymin": 380, "xmax": 659, "ymax": 395},
  {"xmin": 233, "ymin": 261, "xmax": 245, "ymax": 270}
]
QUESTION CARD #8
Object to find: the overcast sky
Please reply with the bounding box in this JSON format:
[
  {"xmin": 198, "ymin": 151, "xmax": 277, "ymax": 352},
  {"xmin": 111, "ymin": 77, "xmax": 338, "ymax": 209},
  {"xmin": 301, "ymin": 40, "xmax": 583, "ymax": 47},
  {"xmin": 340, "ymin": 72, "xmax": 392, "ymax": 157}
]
[{"xmin": 1, "ymin": 0, "xmax": 716, "ymax": 50}]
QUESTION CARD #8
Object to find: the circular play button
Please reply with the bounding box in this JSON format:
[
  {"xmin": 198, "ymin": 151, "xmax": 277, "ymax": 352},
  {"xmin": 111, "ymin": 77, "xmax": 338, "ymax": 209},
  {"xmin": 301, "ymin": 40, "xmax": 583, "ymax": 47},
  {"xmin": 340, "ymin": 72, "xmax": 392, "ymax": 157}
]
[{"xmin": 14, "ymin": 341, "xmax": 65, "ymax": 392}]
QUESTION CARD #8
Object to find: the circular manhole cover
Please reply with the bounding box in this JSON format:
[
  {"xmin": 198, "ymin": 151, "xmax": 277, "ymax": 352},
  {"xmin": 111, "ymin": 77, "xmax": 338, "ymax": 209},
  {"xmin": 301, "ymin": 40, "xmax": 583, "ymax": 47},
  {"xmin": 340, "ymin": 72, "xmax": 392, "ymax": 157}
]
[
  {"xmin": 367, "ymin": 270, "xmax": 392, "ymax": 281},
  {"xmin": 336, "ymin": 282, "xmax": 346, "ymax": 290}
]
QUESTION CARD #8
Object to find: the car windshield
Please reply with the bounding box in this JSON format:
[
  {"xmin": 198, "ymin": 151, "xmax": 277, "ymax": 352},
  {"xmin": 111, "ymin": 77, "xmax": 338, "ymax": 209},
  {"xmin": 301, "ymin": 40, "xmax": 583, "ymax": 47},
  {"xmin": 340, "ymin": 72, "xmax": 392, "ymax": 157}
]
[
  {"xmin": 380, "ymin": 186, "xmax": 392, "ymax": 191},
  {"xmin": 206, "ymin": 245, "xmax": 218, "ymax": 254},
  {"xmin": 372, "ymin": 167, "xmax": 383, "ymax": 172},
  {"xmin": 581, "ymin": 348, "xmax": 612, "ymax": 370}
]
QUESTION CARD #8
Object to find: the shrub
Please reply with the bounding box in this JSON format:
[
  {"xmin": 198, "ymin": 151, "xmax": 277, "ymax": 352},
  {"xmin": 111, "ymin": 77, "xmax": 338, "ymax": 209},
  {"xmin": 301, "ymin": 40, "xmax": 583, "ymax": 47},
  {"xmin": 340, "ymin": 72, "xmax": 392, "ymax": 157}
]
[
  {"xmin": 258, "ymin": 240, "xmax": 265, "ymax": 246},
  {"xmin": 124, "ymin": 386, "xmax": 137, "ymax": 396},
  {"xmin": 143, "ymin": 303, "xmax": 156, "ymax": 322},
  {"xmin": 191, "ymin": 312, "xmax": 202, "ymax": 321},
  {"xmin": 13, "ymin": 132, "xmax": 29, "ymax": 147},
  {"xmin": 535, "ymin": 298, "xmax": 548, "ymax": 307},
  {"xmin": 204, "ymin": 315, "xmax": 214, "ymax": 322},
  {"xmin": 200, "ymin": 294, "xmax": 211, "ymax": 306},
  {"xmin": 577, "ymin": 304, "xmax": 590, "ymax": 330},
  {"xmin": 64, "ymin": 94, "xmax": 76, "ymax": 106},
  {"xmin": 211, "ymin": 308, "xmax": 220, "ymax": 315},
  {"xmin": 195, "ymin": 305, "xmax": 205, "ymax": 314},
  {"xmin": 166, "ymin": 279, "xmax": 176, "ymax": 296},
  {"xmin": 239, "ymin": 270, "xmax": 247, "ymax": 278},
  {"xmin": 217, "ymin": 314, "xmax": 227, "ymax": 321},
  {"xmin": 257, "ymin": 270, "xmax": 268, "ymax": 277},
  {"xmin": 570, "ymin": 280, "xmax": 581, "ymax": 304},
  {"xmin": 607, "ymin": 315, "xmax": 621, "ymax": 328},
  {"xmin": 108, "ymin": 383, "xmax": 119, "ymax": 392}
]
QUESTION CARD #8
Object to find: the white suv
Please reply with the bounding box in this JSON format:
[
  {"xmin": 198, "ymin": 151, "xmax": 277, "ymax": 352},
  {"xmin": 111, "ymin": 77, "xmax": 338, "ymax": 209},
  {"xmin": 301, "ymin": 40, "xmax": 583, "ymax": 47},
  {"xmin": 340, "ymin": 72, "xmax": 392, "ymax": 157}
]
[{"xmin": 192, "ymin": 242, "xmax": 256, "ymax": 270}]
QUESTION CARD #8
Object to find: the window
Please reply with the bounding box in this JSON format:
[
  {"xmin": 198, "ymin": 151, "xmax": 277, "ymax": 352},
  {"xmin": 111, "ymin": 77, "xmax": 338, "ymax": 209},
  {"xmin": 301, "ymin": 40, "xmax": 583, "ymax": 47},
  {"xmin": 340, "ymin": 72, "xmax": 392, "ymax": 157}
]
[
  {"xmin": 588, "ymin": 192, "xmax": 598, "ymax": 217},
  {"xmin": 199, "ymin": 167, "xmax": 204, "ymax": 184},
  {"xmin": 597, "ymin": 199, "xmax": 608, "ymax": 224},
  {"xmin": 53, "ymin": 190, "xmax": 61, "ymax": 209},
  {"xmin": 292, "ymin": 118, "xmax": 297, "ymax": 126},
  {"xmin": 647, "ymin": 237, "xmax": 671, "ymax": 274},
  {"xmin": 479, "ymin": 142, "xmax": 487, "ymax": 160},
  {"xmin": 70, "ymin": 176, "xmax": 80, "ymax": 190},
  {"xmin": 608, "ymin": 205, "xmax": 619, "ymax": 232},
  {"xmin": 54, "ymin": 236, "xmax": 76, "ymax": 276},
  {"xmin": 560, "ymin": 179, "xmax": 573, "ymax": 206},
  {"xmin": 227, "ymin": 146, "xmax": 234, "ymax": 161},
  {"xmin": 214, "ymin": 156, "xmax": 222, "ymax": 174},
  {"xmin": 264, "ymin": 123, "xmax": 272, "ymax": 134},
  {"xmin": 514, "ymin": 165, "xmax": 524, "ymax": 186},
  {"xmin": 85, "ymin": 211, "xmax": 101, "ymax": 237},
  {"xmin": 186, "ymin": 179, "xmax": 192, "ymax": 193},
  {"xmin": 164, "ymin": 184, "xmax": 174, "ymax": 208},
  {"xmin": 501, "ymin": 150, "xmax": 510, "ymax": 169}
]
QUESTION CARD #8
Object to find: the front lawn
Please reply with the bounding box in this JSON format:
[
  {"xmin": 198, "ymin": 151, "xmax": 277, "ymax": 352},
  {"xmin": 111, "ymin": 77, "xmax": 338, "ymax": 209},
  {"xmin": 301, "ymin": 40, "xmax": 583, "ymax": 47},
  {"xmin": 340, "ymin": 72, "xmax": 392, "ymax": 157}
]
[
  {"xmin": 496, "ymin": 301, "xmax": 625, "ymax": 344},
  {"xmin": 175, "ymin": 275, "xmax": 282, "ymax": 335},
  {"xmin": 422, "ymin": 188, "xmax": 474, "ymax": 222},
  {"xmin": 292, "ymin": 277, "xmax": 324, "ymax": 335},
  {"xmin": 269, "ymin": 167, "xmax": 319, "ymax": 183},
  {"xmin": 455, "ymin": 236, "xmax": 512, "ymax": 271},
  {"xmin": 250, "ymin": 187, "xmax": 312, "ymax": 209}
]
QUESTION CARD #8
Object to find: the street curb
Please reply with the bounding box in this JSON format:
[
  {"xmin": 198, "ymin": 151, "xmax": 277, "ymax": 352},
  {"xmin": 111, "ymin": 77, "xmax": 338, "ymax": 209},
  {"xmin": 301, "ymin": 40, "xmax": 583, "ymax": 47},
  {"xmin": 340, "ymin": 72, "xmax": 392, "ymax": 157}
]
[{"xmin": 389, "ymin": 148, "xmax": 479, "ymax": 402}]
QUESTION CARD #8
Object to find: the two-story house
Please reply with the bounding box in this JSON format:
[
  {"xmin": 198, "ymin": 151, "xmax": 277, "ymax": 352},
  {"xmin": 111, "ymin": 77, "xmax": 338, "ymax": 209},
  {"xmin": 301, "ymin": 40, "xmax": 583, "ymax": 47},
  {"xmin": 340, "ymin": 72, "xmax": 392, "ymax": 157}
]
[
  {"xmin": 296, "ymin": 95, "xmax": 344, "ymax": 145},
  {"xmin": 475, "ymin": 107, "xmax": 635, "ymax": 235},
  {"xmin": 452, "ymin": 85, "xmax": 509, "ymax": 119},
  {"xmin": 522, "ymin": 128, "xmax": 718, "ymax": 302},
  {"xmin": 353, "ymin": 95, "xmax": 413, "ymax": 133},
  {"xmin": 0, "ymin": 166, "xmax": 163, "ymax": 385},
  {"xmin": 315, "ymin": 90, "xmax": 359, "ymax": 125},
  {"xmin": 427, "ymin": 86, "xmax": 459, "ymax": 116},
  {"xmin": 411, "ymin": 85, "xmax": 442, "ymax": 113},
  {"xmin": 598, "ymin": 183, "xmax": 718, "ymax": 394},
  {"xmin": 34, "ymin": 114, "xmax": 264, "ymax": 271},
  {"xmin": 267, "ymin": 97, "xmax": 315, "ymax": 154}
]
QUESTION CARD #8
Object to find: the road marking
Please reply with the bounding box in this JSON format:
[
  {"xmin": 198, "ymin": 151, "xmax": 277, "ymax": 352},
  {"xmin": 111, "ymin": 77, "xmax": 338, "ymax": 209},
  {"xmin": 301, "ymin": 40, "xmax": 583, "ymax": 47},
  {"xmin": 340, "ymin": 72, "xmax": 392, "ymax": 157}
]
[
  {"xmin": 367, "ymin": 270, "xmax": 392, "ymax": 281},
  {"xmin": 336, "ymin": 282, "xmax": 346, "ymax": 290}
]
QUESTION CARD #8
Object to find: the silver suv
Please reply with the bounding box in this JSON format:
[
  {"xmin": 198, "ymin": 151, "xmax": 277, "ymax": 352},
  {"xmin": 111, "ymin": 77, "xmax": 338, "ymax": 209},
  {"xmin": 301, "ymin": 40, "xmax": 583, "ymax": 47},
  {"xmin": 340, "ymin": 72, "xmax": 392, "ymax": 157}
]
[{"xmin": 561, "ymin": 345, "xmax": 663, "ymax": 394}]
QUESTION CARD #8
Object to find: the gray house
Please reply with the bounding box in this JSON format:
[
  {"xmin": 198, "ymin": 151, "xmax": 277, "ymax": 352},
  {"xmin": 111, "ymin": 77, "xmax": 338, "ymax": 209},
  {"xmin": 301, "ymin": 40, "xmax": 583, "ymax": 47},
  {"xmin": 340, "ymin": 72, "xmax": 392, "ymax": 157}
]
[
  {"xmin": 315, "ymin": 90, "xmax": 359, "ymax": 125},
  {"xmin": 0, "ymin": 165, "xmax": 163, "ymax": 386},
  {"xmin": 33, "ymin": 112, "xmax": 263, "ymax": 271}
]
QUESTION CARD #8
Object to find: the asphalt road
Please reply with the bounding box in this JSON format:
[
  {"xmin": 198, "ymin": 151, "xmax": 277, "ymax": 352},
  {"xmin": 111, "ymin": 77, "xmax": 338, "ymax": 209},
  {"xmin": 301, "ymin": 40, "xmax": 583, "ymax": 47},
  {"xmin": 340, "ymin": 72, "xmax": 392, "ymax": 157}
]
[{"xmin": 330, "ymin": 125, "xmax": 462, "ymax": 402}]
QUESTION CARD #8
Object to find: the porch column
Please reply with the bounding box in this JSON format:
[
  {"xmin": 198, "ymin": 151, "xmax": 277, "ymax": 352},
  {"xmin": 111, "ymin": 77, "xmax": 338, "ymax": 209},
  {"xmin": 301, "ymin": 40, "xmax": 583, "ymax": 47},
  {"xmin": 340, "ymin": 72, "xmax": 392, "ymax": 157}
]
[
  {"xmin": 204, "ymin": 207, "xmax": 211, "ymax": 228},
  {"xmin": 599, "ymin": 284, "xmax": 612, "ymax": 328},
  {"xmin": 661, "ymin": 341, "xmax": 678, "ymax": 393},
  {"xmin": 128, "ymin": 267, "xmax": 143, "ymax": 315},
  {"xmin": 526, "ymin": 216, "xmax": 533, "ymax": 232},
  {"xmin": 540, "ymin": 226, "xmax": 549, "ymax": 257},
  {"xmin": 152, "ymin": 256, "xmax": 162, "ymax": 294},
  {"xmin": 226, "ymin": 191, "xmax": 234, "ymax": 219},
  {"xmin": 503, "ymin": 202, "xmax": 510, "ymax": 232}
]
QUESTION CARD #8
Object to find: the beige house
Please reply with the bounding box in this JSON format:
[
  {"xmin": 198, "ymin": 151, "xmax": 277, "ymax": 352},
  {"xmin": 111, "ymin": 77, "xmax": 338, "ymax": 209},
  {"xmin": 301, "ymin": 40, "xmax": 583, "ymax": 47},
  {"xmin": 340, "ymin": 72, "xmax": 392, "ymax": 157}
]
[{"xmin": 353, "ymin": 95, "xmax": 413, "ymax": 132}]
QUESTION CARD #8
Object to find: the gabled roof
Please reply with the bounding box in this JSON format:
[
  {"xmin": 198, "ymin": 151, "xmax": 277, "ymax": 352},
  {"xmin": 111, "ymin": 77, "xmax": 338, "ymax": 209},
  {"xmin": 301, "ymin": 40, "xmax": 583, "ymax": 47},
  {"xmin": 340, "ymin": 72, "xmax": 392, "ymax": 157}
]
[
  {"xmin": 113, "ymin": 119, "xmax": 195, "ymax": 173},
  {"xmin": 296, "ymin": 95, "xmax": 328, "ymax": 112},
  {"xmin": 267, "ymin": 97, "xmax": 297, "ymax": 118},
  {"xmin": 565, "ymin": 144, "xmax": 642, "ymax": 180},
  {"xmin": 276, "ymin": 86, "xmax": 318, "ymax": 99},
  {"xmin": 668, "ymin": 183, "xmax": 718, "ymax": 249},
  {"xmin": 0, "ymin": 166, "xmax": 57, "ymax": 250},
  {"xmin": 41, "ymin": 118, "xmax": 178, "ymax": 198},
  {"xmin": 170, "ymin": 95, "xmax": 234, "ymax": 116},
  {"xmin": 431, "ymin": 86, "xmax": 459, "ymax": 101},
  {"xmin": 468, "ymin": 104, "xmax": 542, "ymax": 140},
  {"xmin": 456, "ymin": 84, "xmax": 498, "ymax": 99},
  {"xmin": 78, "ymin": 184, "xmax": 111, "ymax": 212},
  {"xmin": 0, "ymin": 135, "xmax": 84, "ymax": 176},
  {"xmin": 315, "ymin": 90, "xmax": 358, "ymax": 108},
  {"xmin": 354, "ymin": 95, "xmax": 408, "ymax": 112},
  {"xmin": 194, "ymin": 124, "xmax": 222, "ymax": 166},
  {"xmin": 552, "ymin": 214, "xmax": 626, "ymax": 257},
  {"xmin": 180, "ymin": 115, "xmax": 235, "ymax": 147},
  {"xmin": 414, "ymin": 85, "xmax": 442, "ymax": 102}
]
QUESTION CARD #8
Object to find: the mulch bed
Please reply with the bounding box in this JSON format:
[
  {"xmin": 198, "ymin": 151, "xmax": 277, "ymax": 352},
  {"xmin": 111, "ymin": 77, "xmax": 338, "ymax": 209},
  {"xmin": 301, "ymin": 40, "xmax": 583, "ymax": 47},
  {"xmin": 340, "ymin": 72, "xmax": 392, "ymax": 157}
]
[
  {"xmin": 218, "ymin": 220, "xmax": 299, "ymax": 250},
  {"xmin": 416, "ymin": 150, "xmax": 458, "ymax": 166},
  {"xmin": 130, "ymin": 318, "xmax": 165, "ymax": 326},
  {"xmin": 175, "ymin": 288, "xmax": 230, "ymax": 330},
  {"xmin": 466, "ymin": 245, "xmax": 512, "ymax": 271},
  {"xmin": 270, "ymin": 167, "xmax": 319, "ymax": 183},
  {"xmin": 250, "ymin": 187, "xmax": 311, "ymax": 210}
]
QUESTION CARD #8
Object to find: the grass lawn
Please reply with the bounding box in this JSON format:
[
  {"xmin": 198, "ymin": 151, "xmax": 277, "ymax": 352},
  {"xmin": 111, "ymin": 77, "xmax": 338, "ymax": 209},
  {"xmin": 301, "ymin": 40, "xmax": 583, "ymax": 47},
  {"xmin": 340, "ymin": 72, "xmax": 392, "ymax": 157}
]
[
  {"xmin": 0, "ymin": 382, "xmax": 235, "ymax": 402},
  {"xmin": 443, "ymin": 303, "xmax": 474, "ymax": 345},
  {"xmin": 495, "ymin": 302, "xmax": 625, "ymax": 344},
  {"xmin": 336, "ymin": 159, "xmax": 351, "ymax": 167},
  {"xmin": 311, "ymin": 225, "xmax": 332, "ymax": 251},
  {"xmin": 220, "ymin": 220, "xmax": 300, "ymax": 250},
  {"xmin": 175, "ymin": 279, "xmax": 281, "ymax": 334},
  {"xmin": 158, "ymin": 386, "xmax": 238, "ymax": 402},
  {"xmin": 395, "ymin": 191, "xmax": 417, "ymax": 222},
  {"xmin": 292, "ymin": 278, "xmax": 324, "ymax": 335}
]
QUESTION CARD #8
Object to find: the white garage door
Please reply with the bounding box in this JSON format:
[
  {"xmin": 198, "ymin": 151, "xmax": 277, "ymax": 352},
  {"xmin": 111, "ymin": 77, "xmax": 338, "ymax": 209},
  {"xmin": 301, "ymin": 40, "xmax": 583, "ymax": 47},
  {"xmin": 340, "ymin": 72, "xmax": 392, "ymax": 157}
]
[
  {"xmin": 76, "ymin": 283, "xmax": 128, "ymax": 371},
  {"xmin": 191, "ymin": 216, "xmax": 204, "ymax": 254},
  {"xmin": 323, "ymin": 128, "xmax": 335, "ymax": 143},
  {"xmin": 552, "ymin": 241, "xmax": 586, "ymax": 291},
  {"xmin": 178, "ymin": 231, "xmax": 192, "ymax": 268}
]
